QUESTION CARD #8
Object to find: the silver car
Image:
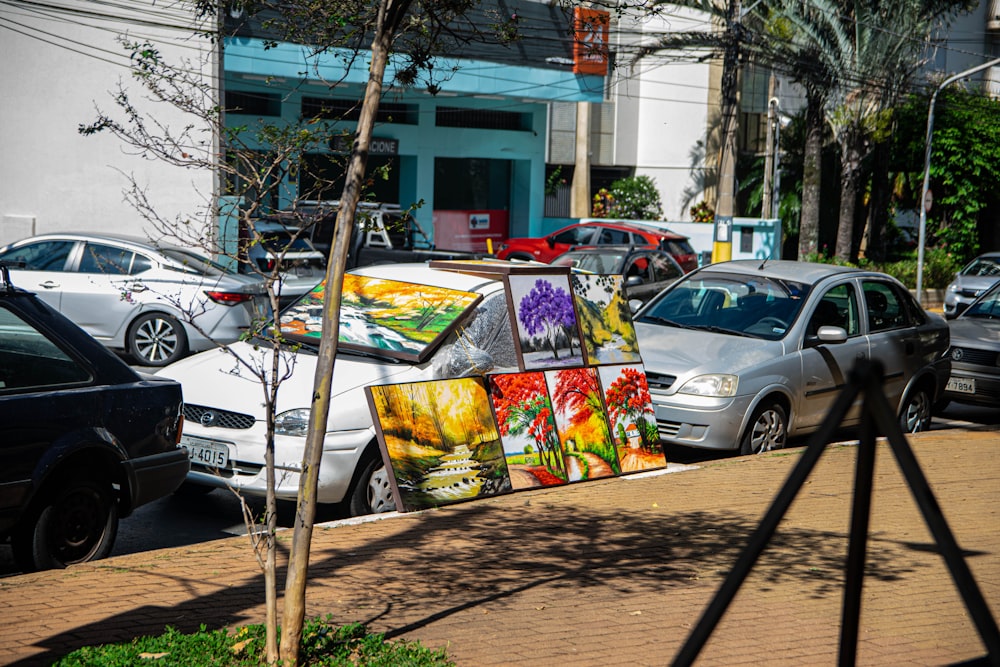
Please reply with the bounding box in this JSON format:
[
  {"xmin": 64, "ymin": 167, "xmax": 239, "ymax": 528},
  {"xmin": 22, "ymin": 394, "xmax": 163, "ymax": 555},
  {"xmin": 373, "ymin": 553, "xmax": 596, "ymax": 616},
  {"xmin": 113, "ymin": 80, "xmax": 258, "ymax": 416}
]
[
  {"xmin": 0, "ymin": 233, "xmax": 267, "ymax": 366},
  {"xmin": 634, "ymin": 260, "xmax": 950, "ymax": 454},
  {"xmin": 941, "ymin": 278, "xmax": 1000, "ymax": 408},
  {"xmin": 943, "ymin": 252, "xmax": 1000, "ymax": 319}
]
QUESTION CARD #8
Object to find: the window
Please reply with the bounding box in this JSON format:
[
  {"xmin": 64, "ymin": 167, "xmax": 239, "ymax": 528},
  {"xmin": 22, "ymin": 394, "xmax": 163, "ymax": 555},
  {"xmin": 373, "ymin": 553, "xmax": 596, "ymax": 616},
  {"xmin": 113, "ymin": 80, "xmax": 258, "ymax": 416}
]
[
  {"xmin": 0, "ymin": 306, "xmax": 91, "ymax": 392},
  {"xmin": 597, "ymin": 227, "xmax": 630, "ymax": 245},
  {"xmin": 863, "ymin": 281, "xmax": 907, "ymax": 331},
  {"xmin": 809, "ymin": 284, "xmax": 860, "ymax": 336},
  {"xmin": 79, "ymin": 243, "xmax": 133, "ymax": 275},
  {"xmin": 0, "ymin": 240, "xmax": 74, "ymax": 271},
  {"xmin": 226, "ymin": 91, "xmax": 281, "ymax": 117},
  {"xmin": 649, "ymin": 254, "xmax": 683, "ymax": 282},
  {"xmin": 435, "ymin": 107, "xmax": 531, "ymax": 131},
  {"xmin": 552, "ymin": 226, "xmax": 596, "ymax": 246},
  {"xmin": 302, "ymin": 97, "xmax": 418, "ymax": 124}
]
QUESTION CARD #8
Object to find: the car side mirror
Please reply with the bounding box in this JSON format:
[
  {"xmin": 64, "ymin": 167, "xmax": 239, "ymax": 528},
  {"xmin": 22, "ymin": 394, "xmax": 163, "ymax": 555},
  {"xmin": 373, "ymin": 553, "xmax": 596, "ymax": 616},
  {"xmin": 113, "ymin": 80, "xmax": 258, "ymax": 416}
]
[
  {"xmin": 807, "ymin": 325, "xmax": 848, "ymax": 346},
  {"xmin": 546, "ymin": 237, "xmax": 555, "ymax": 248},
  {"xmin": 625, "ymin": 275, "xmax": 643, "ymax": 287},
  {"xmin": 629, "ymin": 298, "xmax": 644, "ymax": 314}
]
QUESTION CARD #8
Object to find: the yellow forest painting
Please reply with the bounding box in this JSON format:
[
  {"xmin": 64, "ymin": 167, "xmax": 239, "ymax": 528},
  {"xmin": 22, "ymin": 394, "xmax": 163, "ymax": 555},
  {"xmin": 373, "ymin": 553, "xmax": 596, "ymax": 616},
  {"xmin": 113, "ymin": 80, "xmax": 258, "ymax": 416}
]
[{"xmin": 367, "ymin": 377, "xmax": 512, "ymax": 511}]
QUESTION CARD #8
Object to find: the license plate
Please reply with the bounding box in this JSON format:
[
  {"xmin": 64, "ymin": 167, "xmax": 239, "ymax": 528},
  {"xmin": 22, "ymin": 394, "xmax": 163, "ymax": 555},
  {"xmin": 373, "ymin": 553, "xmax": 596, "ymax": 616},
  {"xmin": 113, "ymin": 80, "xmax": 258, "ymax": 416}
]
[
  {"xmin": 946, "ymin": 376, "xmax": 975, "ymax": 394},
  {"xmin": 181, "ymin": 435, "xmax": 231, "ymax": 469}
]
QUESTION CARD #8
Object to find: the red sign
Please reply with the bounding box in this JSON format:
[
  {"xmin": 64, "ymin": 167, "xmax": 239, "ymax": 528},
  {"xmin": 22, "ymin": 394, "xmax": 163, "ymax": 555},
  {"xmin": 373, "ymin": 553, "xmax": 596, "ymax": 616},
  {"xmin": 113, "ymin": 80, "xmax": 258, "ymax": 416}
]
[{"xmin": 573, "ymin": 8, "xmax": 610, "ymax": 76}]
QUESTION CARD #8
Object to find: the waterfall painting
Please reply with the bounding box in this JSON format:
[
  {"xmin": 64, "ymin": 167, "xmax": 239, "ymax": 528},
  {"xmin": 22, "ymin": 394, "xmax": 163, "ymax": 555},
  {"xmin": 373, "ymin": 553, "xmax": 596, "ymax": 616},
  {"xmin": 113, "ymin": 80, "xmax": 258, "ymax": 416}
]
[
  {"xmin": 366, "ymin": 377, "xmax": 512, "ymax": 511},
  {"xmin": 571, "ymin": 273, "xmax": 642, "ymax": 366}
]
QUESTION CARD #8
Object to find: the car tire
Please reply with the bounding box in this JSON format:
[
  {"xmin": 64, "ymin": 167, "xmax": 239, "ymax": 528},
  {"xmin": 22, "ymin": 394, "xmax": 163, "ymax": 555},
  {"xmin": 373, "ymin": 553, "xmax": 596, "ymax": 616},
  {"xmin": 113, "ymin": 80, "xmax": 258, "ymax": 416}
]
[
  {"xmin": 899, "ymin": 386, "xmax": 932, "ymax": 433},
  {"xmin": 740, "ymin": 401, "xmax": 788, "ymax": 455},
  {"xmin": 127, "ymin": 312, "xmax": 188, "ymax": 367},
  {"xmin": 347, "ymin": 450, "xmax": 396, "ymax": 517},
  {"xmin": 12, "ymin": 475, "xmax": 119, "ymax": 572}
]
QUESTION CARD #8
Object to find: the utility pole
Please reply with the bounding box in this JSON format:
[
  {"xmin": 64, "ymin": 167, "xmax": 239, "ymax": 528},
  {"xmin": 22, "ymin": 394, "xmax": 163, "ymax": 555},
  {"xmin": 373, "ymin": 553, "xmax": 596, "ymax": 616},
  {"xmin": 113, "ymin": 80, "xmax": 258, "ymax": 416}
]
[
  {"xmin": 761, "ymin": 74, "xmax": 778, "ymax": 218},
  {"xmin": 712, "ymin": 0, "xmax": 741, "ymax": 262},
  {"xmin": 570, "ymin": 101, "xmax": 592, "ymax": 218}
]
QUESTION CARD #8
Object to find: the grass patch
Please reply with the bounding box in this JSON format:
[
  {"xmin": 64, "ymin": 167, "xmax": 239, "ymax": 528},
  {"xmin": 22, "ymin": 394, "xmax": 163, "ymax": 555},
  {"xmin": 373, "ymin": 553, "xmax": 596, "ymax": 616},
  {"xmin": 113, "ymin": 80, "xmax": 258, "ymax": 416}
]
[{"xmin": 53, "ymin": 617, "xmax": 453, "ymax": 666}]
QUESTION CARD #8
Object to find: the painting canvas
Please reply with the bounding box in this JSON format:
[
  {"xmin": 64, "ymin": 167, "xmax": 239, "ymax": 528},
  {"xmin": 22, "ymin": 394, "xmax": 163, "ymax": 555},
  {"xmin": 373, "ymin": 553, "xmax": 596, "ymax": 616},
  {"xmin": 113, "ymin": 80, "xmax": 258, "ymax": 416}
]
[
  {"xmin": 544, "ymin": 368, "xmax": 620, "ymax": 481},
  {"xmin": 571, "ymin": 273, "xmax": 642, "ymax": 365},
  {"xmin": 279, "ymin": 275, "xmax": 481, "ymax": 362},
  {"xmin": 597, "ymin": 364, "xmax": 666, "ymax": 473},
  {"xmin": 506, "ymin": 273, "xmax": 586, "ymax": 370},
  {"xmin": 367, "ymin": 377, "xmax": 512, "ymax": 512},
  {"xmin": 488, "ymin": 372, "xmax": 567, "ymax": 489}
]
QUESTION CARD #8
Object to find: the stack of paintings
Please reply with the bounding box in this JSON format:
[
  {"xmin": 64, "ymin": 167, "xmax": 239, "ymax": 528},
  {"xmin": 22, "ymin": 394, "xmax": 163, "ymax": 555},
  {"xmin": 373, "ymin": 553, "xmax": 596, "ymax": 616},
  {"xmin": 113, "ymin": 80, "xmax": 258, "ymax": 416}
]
[{"xmin": 367, "ymin": 262, "xmax": 667, "ymax": 512}]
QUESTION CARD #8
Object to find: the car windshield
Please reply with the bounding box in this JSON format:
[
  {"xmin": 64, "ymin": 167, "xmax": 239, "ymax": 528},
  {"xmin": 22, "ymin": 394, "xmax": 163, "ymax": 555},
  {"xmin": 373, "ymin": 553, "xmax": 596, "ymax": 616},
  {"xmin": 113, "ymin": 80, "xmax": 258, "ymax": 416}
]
[
  {"xmin": 551, "ymin": 252, "xmax": 624, "ymax": 273},
  {"xmin": 961, "ymin": 257, "xmax": 1000, "ymax": 277},
  {"xmin": 256, "ymin": 229, "xmax": 316, "ymax": 253},
  {"xmin": 962, "ymin": 282, "xmax": 1000, "ymax": 318},
  {"xmin": 636, "ymin": 271, "xmax": 810, "ymax": 340}
]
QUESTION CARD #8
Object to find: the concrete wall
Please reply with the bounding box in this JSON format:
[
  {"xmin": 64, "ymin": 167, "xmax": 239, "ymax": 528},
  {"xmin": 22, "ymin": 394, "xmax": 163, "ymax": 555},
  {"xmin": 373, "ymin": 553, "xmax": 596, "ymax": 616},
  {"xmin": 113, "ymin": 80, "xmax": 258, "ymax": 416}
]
[{"xmin": 1, "ymin": 0, "xmax": 217, "ymax": 246}]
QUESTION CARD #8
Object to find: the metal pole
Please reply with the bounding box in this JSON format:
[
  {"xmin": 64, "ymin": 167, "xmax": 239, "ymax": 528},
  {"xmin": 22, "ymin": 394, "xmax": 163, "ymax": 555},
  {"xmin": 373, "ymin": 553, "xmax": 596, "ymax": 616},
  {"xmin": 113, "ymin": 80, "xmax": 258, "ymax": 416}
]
[
  {"xmin": 771, "ymin": 116, "xmax": 782, "ymax": 220},
  {"xmin": 916, "ymin": 56, "xmax": 1000, "ymax": 304}
]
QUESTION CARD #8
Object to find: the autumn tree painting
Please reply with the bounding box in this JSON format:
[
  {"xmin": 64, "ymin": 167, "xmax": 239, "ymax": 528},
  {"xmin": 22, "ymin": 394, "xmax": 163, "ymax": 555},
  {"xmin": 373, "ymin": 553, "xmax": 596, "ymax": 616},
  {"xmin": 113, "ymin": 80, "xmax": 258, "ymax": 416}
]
[
  {"xmin": 599, "ymin": 365, "xmax": 665, "ymax": 473},
  {"xmin": 545, "ymin": 368, "xmax": 619, "ymax": 481},
  {"xmin": 507, "ymin": 274, "xmax": 584, "ymax": 370},
  {"xmin": 571, "ymin": 274, "xmax": 641, "ymax": 365},
  {"xmin": 367, "ymin": 378, "xmax": 511, "ymax": 511},
  {"xmin": 489, "ymin": 372, "xmax": 567, "ymax": 489}
]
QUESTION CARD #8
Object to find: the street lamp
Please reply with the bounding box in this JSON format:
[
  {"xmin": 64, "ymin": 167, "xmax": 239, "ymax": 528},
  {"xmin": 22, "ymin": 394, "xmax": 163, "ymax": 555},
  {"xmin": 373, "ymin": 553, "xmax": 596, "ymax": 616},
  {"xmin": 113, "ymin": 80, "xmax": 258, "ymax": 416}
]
[{"xmin": 915, "ymin": 56, "xmax": 1000, "ymax": 304}]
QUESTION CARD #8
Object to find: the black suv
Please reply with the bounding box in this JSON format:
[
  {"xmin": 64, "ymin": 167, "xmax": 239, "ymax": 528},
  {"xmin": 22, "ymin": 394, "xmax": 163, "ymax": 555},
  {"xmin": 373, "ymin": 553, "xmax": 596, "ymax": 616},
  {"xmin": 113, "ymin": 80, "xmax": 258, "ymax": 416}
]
[{"xmin": 0, "ymin": 262, "xmax": 189, "ymax": 571}]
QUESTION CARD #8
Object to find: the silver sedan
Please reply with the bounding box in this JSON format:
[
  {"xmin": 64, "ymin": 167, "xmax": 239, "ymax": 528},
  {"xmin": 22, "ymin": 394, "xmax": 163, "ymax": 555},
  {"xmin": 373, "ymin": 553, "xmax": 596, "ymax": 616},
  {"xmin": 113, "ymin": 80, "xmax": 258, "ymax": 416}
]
[
  {"xmin": 634, "ymin": 260, "xmax": 951, "ymax": 454},
  {"xmin": 0, "ymin": 233, "xmax": 267, "ymax": 366}
]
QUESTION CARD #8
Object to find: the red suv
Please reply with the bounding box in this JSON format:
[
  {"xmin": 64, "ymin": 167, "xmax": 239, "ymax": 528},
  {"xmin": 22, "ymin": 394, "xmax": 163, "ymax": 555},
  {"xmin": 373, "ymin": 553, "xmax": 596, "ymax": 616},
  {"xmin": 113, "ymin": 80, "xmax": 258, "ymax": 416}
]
[{"xmin": 496, "ymin": 220, "xmax": 698, "ymax": 272}]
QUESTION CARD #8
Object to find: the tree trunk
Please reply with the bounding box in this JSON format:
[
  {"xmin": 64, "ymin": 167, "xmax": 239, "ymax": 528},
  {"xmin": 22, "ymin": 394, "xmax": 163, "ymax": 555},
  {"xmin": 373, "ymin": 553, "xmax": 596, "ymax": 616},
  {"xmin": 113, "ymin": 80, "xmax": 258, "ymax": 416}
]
[
  {"xmin": 835, "ymin": 136, "xmax": 862, "ymax": 262},
  {"xmin": 865, "ymin": 138, "xmax": 891, "ymax": 261},
  {"xmin": 279, "ymin": 0, "xmax": 411, "ymax": 663},
  {"xmin": 798, "ymin": 93, "xmax": 823, "ymax": 260}
]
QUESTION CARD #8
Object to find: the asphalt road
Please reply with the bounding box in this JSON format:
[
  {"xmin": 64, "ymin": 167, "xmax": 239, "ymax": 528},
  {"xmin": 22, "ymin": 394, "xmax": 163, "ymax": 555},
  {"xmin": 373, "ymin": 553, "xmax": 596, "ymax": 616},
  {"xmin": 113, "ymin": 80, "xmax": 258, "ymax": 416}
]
[{"xmin": 1, "ymin": 402, "xmax": 996, "ymax": 578}]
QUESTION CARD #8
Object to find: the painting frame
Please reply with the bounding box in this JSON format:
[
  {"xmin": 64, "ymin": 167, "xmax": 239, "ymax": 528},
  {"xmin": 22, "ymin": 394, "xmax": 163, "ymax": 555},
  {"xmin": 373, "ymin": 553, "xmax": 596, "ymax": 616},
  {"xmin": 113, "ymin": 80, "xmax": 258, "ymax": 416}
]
[
  {"xmin": 279, "ymin": 275, "xmax": 482, "ymax": 363},
  {"xmin": 596, "ymin": 364, "xmax": 666, "ymax": 474},
  {"xmin": 487, "ymin": 371, "xmax": 569, "ymax": 490},
  {"xmin": 544, "ymin": 367, "xmax": 620, "ymax": 482},
  {"xmin": 504, "ymin": 272, "xmax": 588, "ymax": 371},
  {"xmin": 570, "ymin": 273, "xmax": 642, "ymax": 366},
  {"xmin": 428, "ymin": 259, "xmax": 571, "ymax": 276},
  {"xmin": 366, "ymin": 377, "xmax": 512, "ymax": 512}
]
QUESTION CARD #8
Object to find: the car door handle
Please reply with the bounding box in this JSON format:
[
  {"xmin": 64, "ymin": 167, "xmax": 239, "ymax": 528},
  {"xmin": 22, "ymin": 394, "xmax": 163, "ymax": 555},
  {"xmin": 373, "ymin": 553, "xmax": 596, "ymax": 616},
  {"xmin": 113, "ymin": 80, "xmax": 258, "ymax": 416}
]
[
  {"xmin": 39, "ymin": 280, "xmax": 60, "ymax": 289},
  {"xmin": 127, "ymin": 282, "xmax": 148, "ymax": 293}
]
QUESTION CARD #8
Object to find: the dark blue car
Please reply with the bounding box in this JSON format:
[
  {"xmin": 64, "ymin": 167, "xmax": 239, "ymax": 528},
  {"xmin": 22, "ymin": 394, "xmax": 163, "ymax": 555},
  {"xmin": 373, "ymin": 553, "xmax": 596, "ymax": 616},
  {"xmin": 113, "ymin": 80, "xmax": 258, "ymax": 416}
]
[{"xmin": 0, "ymin": 262, "xmax": 188, "ymax": 571}]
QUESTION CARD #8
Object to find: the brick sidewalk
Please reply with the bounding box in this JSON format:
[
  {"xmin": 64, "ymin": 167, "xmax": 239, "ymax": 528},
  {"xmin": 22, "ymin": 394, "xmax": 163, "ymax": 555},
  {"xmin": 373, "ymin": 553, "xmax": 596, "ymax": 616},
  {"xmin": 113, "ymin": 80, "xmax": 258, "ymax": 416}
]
[{"xmin": 1, "ymin": 428, "xmax": 997, "ymax": 666}]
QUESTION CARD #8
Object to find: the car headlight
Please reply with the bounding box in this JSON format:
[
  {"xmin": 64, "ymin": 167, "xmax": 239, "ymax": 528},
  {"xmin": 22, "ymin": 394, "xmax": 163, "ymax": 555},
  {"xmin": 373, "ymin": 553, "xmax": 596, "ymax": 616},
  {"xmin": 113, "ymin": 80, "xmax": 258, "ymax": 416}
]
[
  {"xmin": 678, "ymin": 374, "xmax": 738, "ymax": 397},
  {"xmin": 275, "ymin": 408, "xmax": 310, "ymax": 437},
  {"xmin": 947, "ymin": 283, "xmax": 959, "ymax": 293}
]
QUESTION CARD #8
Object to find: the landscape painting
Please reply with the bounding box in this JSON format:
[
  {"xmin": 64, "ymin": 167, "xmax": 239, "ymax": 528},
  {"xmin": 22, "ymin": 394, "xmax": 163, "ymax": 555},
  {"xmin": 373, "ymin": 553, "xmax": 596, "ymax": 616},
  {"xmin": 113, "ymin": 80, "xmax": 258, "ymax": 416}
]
[
  {"xmin": 488, "ymin": 372, "xmax": 567, "ymax": 490},
  {"xmin": 544, "ymin": 368, "xmax": 620, "ymax": 481},
  {"xmin": 279, "ymin": 275, "xmax": 481, "ymax": 362},
  {"xmin": 571, "ymin": 273, "xmax": 642, "ymax": 365},
  {"xmin": 506, "ymin": 273, "xmax": 586, "ymax": 370},
  {"xmin": 366, "ymin": 377, "xmax": 512, "ymax": 512},
  {"xmin": 597, "ymin": 364, "xmax": 666, "ymax": 473}
]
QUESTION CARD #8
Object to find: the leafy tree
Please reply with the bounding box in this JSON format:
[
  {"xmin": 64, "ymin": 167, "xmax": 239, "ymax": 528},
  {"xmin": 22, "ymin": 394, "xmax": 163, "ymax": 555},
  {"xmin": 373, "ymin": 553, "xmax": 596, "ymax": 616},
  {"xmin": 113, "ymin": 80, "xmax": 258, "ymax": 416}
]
[
  {"xmin": 606, "ymin": 175, "xmax": 665, "ymax": 219},
  {"xmin": 893, "ymin": 86, "xmax": 1000, "ymax": 261},
  {"xmin": 603, "ymin": 367, "xmax": 658, "ymax": 450}
]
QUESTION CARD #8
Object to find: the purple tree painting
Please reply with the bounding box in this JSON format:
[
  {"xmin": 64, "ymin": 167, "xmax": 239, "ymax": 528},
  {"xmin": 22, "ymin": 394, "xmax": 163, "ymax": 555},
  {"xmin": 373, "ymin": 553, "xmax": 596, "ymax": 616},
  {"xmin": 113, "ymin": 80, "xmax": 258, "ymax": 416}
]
[{"xmin": 507, "ymin": 274, "xmax": 585, "ymax": 370}]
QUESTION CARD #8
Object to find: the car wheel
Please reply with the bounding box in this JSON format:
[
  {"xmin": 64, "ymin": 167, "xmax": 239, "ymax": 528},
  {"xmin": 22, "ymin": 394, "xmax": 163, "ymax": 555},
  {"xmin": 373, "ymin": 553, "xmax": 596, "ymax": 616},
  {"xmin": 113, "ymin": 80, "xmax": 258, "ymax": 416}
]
[
  {"xmin": 899, "ymin": 387, "xmax": 932, "ymax": 433},
  {"xmin": 348, "ymin": 451, "xmax": 396, "ymax": 517},
  {"xmin": 740, "ymin": 401, "xmax": 788, "ymax": 455},
  {"xmin": 127, "ymin": 312, "xmax": 188, "ymax": 367},
  {"xmin": 12, "ymin": 475, "xmax": 118, "ymax": 572}
]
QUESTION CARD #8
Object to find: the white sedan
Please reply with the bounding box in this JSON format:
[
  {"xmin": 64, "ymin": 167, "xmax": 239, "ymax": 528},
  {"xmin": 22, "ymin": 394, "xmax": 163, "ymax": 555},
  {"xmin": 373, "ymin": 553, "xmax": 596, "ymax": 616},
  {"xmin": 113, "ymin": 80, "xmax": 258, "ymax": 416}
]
[
  {"xmin": 0, "ymin": 233, "xmax": 268, "ymax": 366},
  {"xmin": 155, "ymin": 263, "xmax": 517, "ymax": 515}
]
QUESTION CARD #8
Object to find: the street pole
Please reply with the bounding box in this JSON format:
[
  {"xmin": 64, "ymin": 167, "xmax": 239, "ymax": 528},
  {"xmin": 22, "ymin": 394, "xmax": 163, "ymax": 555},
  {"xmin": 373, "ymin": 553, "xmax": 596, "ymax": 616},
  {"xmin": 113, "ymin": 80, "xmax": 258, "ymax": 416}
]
[
  {"xmin": 712, "ymin": 0, "xmax": 741, "ymax": 263},
  {"xmin": 916, "ymin": 56, "xmax": 1000, "ymax": 304}
]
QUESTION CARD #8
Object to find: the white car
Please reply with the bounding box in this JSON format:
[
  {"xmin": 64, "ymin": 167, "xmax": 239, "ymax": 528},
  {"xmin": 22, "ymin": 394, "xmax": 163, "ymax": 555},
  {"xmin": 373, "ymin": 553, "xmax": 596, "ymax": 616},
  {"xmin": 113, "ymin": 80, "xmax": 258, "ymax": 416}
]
[
  {"xmin": 0, "ymin": 233, "xmax": 268, "ymax": 366},
  {"xmin": 155, "ymin": 263, "xmax": 518, "ymax": 515}
]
